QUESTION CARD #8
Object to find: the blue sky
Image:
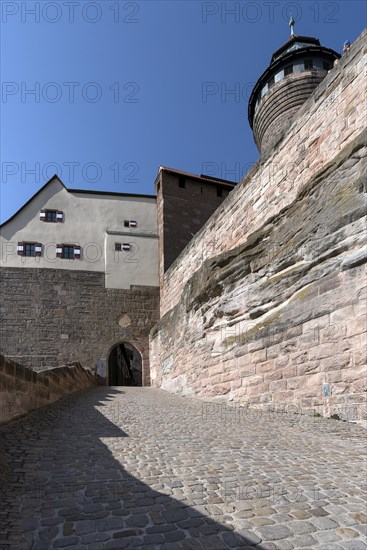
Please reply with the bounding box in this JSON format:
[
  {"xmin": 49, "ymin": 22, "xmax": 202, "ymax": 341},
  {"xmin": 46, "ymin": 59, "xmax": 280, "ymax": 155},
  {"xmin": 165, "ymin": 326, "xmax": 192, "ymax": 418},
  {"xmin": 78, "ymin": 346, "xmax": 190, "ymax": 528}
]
[{"xmin": 1, "ymin": 0, "xmax": 366, "ymax": 222}]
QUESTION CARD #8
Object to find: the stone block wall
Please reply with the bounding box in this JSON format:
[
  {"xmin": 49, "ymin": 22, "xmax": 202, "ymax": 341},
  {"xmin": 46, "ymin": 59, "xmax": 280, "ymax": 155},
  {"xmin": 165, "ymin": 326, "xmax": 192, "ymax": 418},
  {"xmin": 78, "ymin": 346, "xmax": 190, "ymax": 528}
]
[
  {"xmin": 0, "ymin": 355, "xmax": 98, "ymax": 424},
  {"xmin": 159, "ymin": 29, "xmax": 367, "ymax": 318},
  {"xmin": 150, "ymin": 30, "xmax": 367, "ymax": 424},
  {"xmin": 0, "ymin": 268, "xmax": 159, "ymax": 385}
]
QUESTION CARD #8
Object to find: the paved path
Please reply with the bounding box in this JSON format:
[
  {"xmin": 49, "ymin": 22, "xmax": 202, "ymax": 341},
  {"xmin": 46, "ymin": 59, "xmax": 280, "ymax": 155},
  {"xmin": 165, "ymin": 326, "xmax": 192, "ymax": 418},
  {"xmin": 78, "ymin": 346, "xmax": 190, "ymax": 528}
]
[{"xmin": 0, "ymin": 387, "xmax": 366, "ymax": 550}]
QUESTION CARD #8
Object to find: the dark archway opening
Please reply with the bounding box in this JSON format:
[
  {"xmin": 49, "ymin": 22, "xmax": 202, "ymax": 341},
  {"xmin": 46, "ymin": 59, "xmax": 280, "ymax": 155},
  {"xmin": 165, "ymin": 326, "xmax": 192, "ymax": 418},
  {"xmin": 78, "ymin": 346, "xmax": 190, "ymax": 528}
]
[{"xmin": 108, "ymin": 343, "xmax": 142, "ymax": 386}]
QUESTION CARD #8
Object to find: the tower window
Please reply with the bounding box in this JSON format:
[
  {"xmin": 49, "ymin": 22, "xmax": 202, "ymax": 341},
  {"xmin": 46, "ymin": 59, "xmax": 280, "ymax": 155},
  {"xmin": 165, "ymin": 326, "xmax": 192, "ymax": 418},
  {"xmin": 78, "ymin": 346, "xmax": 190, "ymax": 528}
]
[
  {"xmin": 261, "ymin": 84, "xmax": 268, "ymax": 98},
  {"xmin": 304, "ymin": 59, "xmax": 314, "ymax": 70},
  {"xmin": 179, "ymin": 176, "xmax": 186, "ymax": 188},
  {"xmin": 323, "ymin": 61, "xmax": 331, "ymax": 71},
  {"xmin": 284, "ymin": 65, "xmax": 293, "ymax": 76},
  {"xmin": 268, "ymin": 76, "xmax": 275, "ymax": 88}
]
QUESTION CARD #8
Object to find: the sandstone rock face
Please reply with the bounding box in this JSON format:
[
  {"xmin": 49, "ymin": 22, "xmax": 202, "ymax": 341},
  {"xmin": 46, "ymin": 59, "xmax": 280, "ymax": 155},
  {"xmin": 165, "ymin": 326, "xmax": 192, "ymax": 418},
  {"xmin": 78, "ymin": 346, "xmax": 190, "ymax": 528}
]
[{"xmin": 150, "ymin": 30, "xmax": 367, "ymax": 424}]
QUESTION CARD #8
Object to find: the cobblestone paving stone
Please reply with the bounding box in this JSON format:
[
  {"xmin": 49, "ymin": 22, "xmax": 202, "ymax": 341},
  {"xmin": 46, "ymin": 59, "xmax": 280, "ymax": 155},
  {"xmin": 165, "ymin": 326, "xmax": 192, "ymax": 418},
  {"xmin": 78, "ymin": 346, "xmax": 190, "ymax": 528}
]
[{"xmin": 0, "ymin": 386, "xmax": 366, "ymax": 549}]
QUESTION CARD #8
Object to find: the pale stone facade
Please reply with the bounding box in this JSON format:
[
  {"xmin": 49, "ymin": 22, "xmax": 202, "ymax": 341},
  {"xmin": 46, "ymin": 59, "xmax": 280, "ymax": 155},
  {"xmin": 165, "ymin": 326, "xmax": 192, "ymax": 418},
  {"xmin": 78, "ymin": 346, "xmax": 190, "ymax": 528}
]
[{"xmin": 0, "ymin": 176, "xmax": 159, "ymax": 290}]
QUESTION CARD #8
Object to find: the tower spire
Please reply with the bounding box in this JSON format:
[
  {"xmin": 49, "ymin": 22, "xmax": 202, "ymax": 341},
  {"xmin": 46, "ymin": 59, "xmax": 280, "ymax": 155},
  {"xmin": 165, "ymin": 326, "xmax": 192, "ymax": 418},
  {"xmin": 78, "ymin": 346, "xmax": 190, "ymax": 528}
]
[{"xmin": 289, "ymin": 15, "xmax": 295, "ymax": 37}]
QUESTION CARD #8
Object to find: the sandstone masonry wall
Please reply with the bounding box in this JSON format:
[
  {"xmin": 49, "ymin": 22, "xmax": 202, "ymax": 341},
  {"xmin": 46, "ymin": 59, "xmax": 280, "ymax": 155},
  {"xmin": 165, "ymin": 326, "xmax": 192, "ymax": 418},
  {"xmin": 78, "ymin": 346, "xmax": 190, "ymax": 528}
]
[
  {"xmin": 150, "ymin": 30, "xmax": 367, "ymax": 424},
  {"xmin": 160, "ymin": 29, "xmax": 366, "ymax": 318},
  {"xmin": 0, "ymin": 355, "xmax": 98, "ymax": 424},
  {"xmin": 0, "ymin": 268, "xmax": 159, "ymax": 385}
]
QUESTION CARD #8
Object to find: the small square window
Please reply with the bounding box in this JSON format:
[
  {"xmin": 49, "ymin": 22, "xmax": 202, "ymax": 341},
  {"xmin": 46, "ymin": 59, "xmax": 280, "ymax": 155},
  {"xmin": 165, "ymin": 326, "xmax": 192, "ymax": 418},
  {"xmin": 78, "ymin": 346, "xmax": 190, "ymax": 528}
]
[
  {"xmin": 115, "ymin": 243, "xmax": 131, "ymax": 251},
  {"xmin": 304, "ymin": 59, "xmax": 313, "ymax": 70},
  {"xmin": 46, "ymin": 210, "xmax": 57, "ymax": 222},
  {"xmin": 284, "ymin": 65, "xmax": 293, "ymax": 76},
  {"xmin": 24, "ymin": 243, "xmax": 36, "ymax": 257},
  {"xmin": 18, "ymin": 242, "xmax": 42, "ymax": 256},
  {"xmin": 63, "ymin": 245, "xmax": 75, "ymax": 259},
  {"xmin": 40, "ymin": 209, "xmax": 63, "ymax": 222},
  {"xmin": 124, "ymin": 220, "xmax": 137, "ymax": 228}
]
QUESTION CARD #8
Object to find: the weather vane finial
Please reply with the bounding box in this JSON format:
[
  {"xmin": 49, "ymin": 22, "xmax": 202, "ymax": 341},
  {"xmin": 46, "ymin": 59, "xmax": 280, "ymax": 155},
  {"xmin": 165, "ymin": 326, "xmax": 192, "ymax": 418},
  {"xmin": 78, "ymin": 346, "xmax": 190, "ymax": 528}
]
[{"xmin": 289, "ymin": 14, "xmax": 295, "ymax": 37}]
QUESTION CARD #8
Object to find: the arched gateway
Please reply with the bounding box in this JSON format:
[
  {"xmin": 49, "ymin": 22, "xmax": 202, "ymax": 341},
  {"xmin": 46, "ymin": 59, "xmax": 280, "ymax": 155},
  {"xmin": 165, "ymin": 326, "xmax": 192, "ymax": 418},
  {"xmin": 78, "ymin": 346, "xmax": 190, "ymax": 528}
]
[{"xmin": 108, "ymin": 342, "xmax": 142, "ymax": 386}]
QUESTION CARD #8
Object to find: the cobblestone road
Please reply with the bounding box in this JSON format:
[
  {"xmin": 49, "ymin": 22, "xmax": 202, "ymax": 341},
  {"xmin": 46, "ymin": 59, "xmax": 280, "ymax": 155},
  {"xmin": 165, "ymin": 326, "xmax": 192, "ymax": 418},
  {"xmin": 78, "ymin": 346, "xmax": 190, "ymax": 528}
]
[{"xmin": 0, "ymin": 387, "xmax": 366, "ymax": 549}]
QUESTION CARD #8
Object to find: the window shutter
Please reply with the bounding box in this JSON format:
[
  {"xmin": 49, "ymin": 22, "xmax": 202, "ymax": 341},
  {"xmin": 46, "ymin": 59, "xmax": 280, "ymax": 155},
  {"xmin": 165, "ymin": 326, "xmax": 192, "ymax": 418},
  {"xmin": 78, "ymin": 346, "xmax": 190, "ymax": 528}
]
[
  {"xmin": 73, "ymin": 245, "xmax": 81, "ymax": 259},
  {"xmin": 122, "ymin": 243, "xmax": 131, "ymax": 251},
  {"xmin": 56, "ymin": 211, "xmax": 63, "ymax": 222},
  {"xmin": 56, "ymin": 244, "xmax": 63, "ymax": 258},
  {"xmin": 40, "ymin": 210, "xmax": 46, "ymax": 221},
  {"xmin": 35, "ymin": 243, "xmax": 42, "ymax": 257},
  {"xmin": 17, "ymin": 242, "xmax": 24, "ymax": 256}
]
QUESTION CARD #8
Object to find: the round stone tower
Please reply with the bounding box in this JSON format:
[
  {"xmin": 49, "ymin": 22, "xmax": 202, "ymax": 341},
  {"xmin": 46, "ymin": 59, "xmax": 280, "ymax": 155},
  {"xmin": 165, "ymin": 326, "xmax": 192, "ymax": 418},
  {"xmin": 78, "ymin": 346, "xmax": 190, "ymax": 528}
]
[{"xmin": 248, "ymin": 33, "xmax": 340, "ymax": 154}]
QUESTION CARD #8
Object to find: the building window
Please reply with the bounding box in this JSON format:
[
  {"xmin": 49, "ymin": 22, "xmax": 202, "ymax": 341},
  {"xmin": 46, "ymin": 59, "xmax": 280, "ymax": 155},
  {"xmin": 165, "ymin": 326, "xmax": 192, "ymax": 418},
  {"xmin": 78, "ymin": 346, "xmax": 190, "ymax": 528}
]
[
  {"xmin": 323, "ymin": 61, "xmax": 331, "ymax": 71},
  {"xmin": 304, "ymin": 59, "xmax": 314, "ymax": 70},
  {"xmin": 178, "ymin": 176, "xmax": 186, "ymax": 188},
  {"xmin": 284, "ymin": 65, "xmax": 293, "ymax": 76},
  {"xmin": 268, "ymin": 76, "xmax": 275, "ymax": 88},
  {"xmin": 40, "ymin": 209, "xmax": 63, "ymax": 222},
  {"xmin": 25, "ymin": 243, "xmax": 36, "ymax": 256},
  {"xmin": 46, "ymin": 210, "xmax": 57, "ymax": 222},
  {"xmin": 17, "ymin": 242, "xmax": 42, "ymax": 257},
  {"xmin": 56, "ymin": 244, "xmax": 81, "ymax": 259},
  {"xmin": 63, "ymin": 245, "xmax": 75, "ymax": 259},
  {"xmin": 115, "ymin": 243, "xmax": 131, "ymax": 251},
  {"xmin": 124, "ymin": 220, "xmax": 137, "ymax": 228}
]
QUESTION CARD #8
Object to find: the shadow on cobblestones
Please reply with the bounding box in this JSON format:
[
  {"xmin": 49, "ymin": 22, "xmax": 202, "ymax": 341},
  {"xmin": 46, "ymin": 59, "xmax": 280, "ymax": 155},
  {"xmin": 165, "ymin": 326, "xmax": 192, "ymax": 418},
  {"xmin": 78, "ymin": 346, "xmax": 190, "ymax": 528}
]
[{"xmin": 0, "ymin": 387, "xmax": 265, "ymax": 550}]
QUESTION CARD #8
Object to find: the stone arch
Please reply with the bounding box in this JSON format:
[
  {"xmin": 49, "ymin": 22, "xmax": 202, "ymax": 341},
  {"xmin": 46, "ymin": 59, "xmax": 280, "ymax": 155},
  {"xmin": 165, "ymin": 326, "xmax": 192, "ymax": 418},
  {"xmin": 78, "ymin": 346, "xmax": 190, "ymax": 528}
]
[{"xmin": 107, "ymin": 342, "xmax": 143, "ymax": 387}]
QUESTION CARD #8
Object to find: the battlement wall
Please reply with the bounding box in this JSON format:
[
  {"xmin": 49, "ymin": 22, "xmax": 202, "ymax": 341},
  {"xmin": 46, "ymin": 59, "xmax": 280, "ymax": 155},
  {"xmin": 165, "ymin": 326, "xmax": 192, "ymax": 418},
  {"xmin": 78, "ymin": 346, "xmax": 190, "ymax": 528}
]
[{"xmin": 0, "ymin": 355, "xmax": 98, "ymax": 424}]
